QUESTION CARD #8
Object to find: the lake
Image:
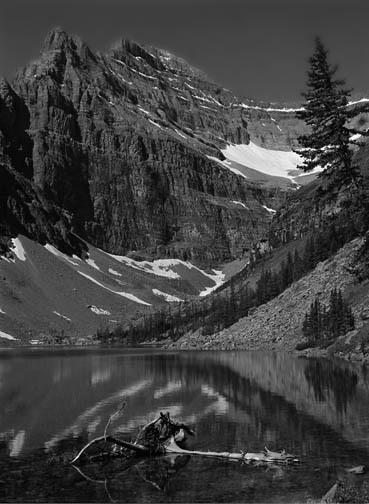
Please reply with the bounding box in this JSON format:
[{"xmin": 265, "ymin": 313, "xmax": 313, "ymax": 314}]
[{"xmin": 0, "ymin": 348, "xmax": 368, "ymax": 502}]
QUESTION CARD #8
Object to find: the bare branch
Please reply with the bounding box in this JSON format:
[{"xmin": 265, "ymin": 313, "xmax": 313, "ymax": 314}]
[
  {"xmin": 70, "ymin": 435, "xmax": 148, "ymax": 464},
  {"xmin": 104, "ymin": 401, "xmax": 126, "ymax": 439}
]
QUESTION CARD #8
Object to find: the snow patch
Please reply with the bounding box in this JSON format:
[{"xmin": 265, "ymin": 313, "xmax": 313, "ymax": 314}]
[
  {"xmin": 185, "ymin": 82, "xmax": 197, "ymax": 90},
  {"xmin": 108, "ymin": 268, "xmax": 122, "ymax": 277},
  {"xmin": 200, "ymin": 105, "xmax": 218, "ymax": 111},
  {"xmin": 53, "ymin": 311, "xmax": 72, "ymax": 322},
  {"xmin": 104, "ymin": 253, "xmax": 181, "ymax": 278},
  {"xmin": 138, "ymin": 106, "xmax": 150, "ymax": 115},
  {"xmin": 0, "ymin": 308, "xmax": 5, "ymax": 314},
  {"xmin": 78, "ymin": 272, "xmax": 151, "ymax": 306},
  {"xmin": 103, "ymin": 251, "xmax": 225, "ymax": 295},
  {"xmin": 152, "ymin": 289, "xmax": 183, "ymax": 303},
  {"xmin": 10, "ymin": 238, "xmax": 26, "ymax": 261},
  {"xmin": 221, "ymin": 142, "xmax": 307, "ymax": 180},
  {"xmin": 89, "ymin": 306, "xmax": 111, "ymax": 316},
  {"xmin": 232, "ymin": 200, "xmax": 249, "ymax": 209},
  {"xmin": 112, "ymin": 58, "xmax": 125, "ymax": 66},
  {"xmin": 86, "ymin": 258, "xmax": 101, "ymax": 271},
  {"xmin": 0, "ymin": 330, "xmax": 17, "ymax": 341},
  {"xmin": 138, "ymin": 71, "xmax": 156, "ymax": 80},
  {"xmin": 240, "ymin": 103, "xmax": 304, "ymax": 112},
  {"xmin": 348, "ymin": 98, "xmax": 369, "ymax": 106},
  {"xmin": 193, "ymin": 95, "xmax": 212, "ymax": 103},
  {"xmin": 175, "ymin": 129, "xmax": 188, "ymax": 139},
  {"xmin": 262, "ymin": 204, "xmax": 276, "ymax": 214},
  {"xmin": 44, "ymin": 244, "xmax": 80, "ymax": 266},
  {"xmin": 148, "ymin": 119, "xmax": 163, "ymax": 129},
  {"xmin": 118, "ymin": 75, "xmax": 133, "ymax": 86},
  {"xmin": 198, "ymin": 270, "xmax": 225, "ymax": 297},
  {"xmin": 209, "ymin": 96, "xmax": 224, "ymax": 107}
]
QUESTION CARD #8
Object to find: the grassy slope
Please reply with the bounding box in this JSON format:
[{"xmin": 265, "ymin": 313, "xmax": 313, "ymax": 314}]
[{"xmin": 0, "ymin": 235, "xmax": 235, "ymax": 343}]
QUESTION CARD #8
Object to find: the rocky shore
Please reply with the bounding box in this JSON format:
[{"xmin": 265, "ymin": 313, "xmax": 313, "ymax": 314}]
[{"xmin": 166, "ymin": 238, "xmax": 369, "ymax": 362}]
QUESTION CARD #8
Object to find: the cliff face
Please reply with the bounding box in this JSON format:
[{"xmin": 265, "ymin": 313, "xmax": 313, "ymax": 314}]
[
  {"xmin": 0, "ymin": 77, "xmax": 85, "ymax": 257},
  {"xmin": 0, "ymin": 28, "xmax": 303, "ymax": 265},
  {"xmin": 0, "ymin": 163, "xmax": 85, "ymax": 258},
  {"xmin": 5, "ymin": 28, "xmax": 367, "ymax": 265}
]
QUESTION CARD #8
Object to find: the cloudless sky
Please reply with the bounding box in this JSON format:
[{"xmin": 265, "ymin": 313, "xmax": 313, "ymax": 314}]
[{"xmin": 1, "ymin": 0, "xmax": 368, "ymax": 102}]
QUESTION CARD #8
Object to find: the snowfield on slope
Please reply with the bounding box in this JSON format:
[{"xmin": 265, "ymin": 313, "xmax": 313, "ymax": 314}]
[
  {"xmin": 104, "ymin": 251, "xmax": 225, "ymax": 294},
  {"xmin": 152, "ymin": 289, "xmax": 184, "ymax": 303},
  {"xmin": 0, "ymin": 330, "xmax": 17, "ymax": 340},
  {"xmin": 10, "ymin": 238, "xmax": 27, "ymax": 261},
  {"xmin": 220, "ymin": 142, "xmax": 323, "ymax": 181}
]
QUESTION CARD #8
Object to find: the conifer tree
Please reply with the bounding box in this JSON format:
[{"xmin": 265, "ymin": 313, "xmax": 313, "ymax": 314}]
[
  {"xmin": 297, "ymin": 37, "xmax": 358, "ymax": 189},
  {"xmin": 302, "ymin": 288, "xmax": 355, "ymax": 341}
]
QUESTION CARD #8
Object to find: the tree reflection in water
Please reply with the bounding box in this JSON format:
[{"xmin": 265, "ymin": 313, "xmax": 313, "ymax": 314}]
[{"xmin": 304, "ymin": 359, "xmax": 358, "ymax": 414}]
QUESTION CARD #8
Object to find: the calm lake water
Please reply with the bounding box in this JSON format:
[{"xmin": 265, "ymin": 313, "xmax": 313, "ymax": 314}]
[{"xmin": 0, "ymin": 348, "xmax": 369, "ymax": 502}]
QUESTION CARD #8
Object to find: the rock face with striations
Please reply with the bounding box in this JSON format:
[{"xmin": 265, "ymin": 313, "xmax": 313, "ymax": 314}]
[
  {"xmin": 0, "ymin": 76, "xmax": 85, "ymax": 257},
  {"xmin": 1, "ymin": 28, "xmax": 305, "ymax": 264}
]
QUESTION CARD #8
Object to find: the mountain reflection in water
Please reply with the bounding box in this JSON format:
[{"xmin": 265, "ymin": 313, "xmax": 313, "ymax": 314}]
[{"xmin": 0, "ymin": 349, "xmax": 368, "ymax": 503}]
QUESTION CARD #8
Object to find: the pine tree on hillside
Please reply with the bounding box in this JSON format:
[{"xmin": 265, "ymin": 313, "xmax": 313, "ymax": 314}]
[
  {"xmin": 296, "ymin": 37, "xmax": 359, "ymax": 189},
  {"xmin": 302, "ymin": 287, "xmax": 355, "ymax": 341}
]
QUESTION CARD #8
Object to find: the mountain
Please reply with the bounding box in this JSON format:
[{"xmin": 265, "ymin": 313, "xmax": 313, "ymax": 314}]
[
  {"xmin": 2, "ymin": 28, "xmax": 326, "ymax": 263},
  {"xmin": 1, "ymin": 27, "xmax": 369, "ymax": 343}
]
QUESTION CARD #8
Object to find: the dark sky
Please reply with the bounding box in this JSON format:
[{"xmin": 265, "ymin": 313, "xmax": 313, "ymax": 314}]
[{"xmin": 1, "ymin": 0, "xmax": 368, "ymax": 102}]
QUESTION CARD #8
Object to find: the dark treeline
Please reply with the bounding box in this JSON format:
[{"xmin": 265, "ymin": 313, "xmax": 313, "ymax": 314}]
[
  {"xmin": 96, "ymin": 221, "xmax": 356, "ymax": 345},
  {"xmin": 251, "ymin": 223, "xmax": 352, "ymax": 307},
  {"xmin": 302, "ymin": 288, "xmax": 355, "ymax": 341}
]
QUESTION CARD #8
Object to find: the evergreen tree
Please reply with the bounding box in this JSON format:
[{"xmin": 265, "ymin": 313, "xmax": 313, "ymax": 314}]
[
  {"xmin": 302, "ymin": 288, "xmax": 355, "ymax": 341},
  {"xmin": 296, "ymin": 37, "xmax": 359, "ymax": 189}
]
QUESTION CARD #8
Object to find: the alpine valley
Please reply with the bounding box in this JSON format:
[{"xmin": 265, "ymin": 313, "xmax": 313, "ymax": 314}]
[{"xmin": 2, "ymin": 27, "xmax": 369, "ymax": 355}]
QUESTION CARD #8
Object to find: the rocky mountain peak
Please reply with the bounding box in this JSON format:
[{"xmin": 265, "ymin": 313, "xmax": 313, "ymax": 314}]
[
  {"xmin": 110, "ymin": 38, "xmax": 165, "ymax": 72},
  {"xmin": 42, "ymin": 27, "xmax": 83, "ymax": 52},
  {"xmin": 39, "ymin": 26, "xmax": 96, "ymax": 71},
  {"xmin": 1, "ymin": 28, "xmax": 324, "ymax": 267}
]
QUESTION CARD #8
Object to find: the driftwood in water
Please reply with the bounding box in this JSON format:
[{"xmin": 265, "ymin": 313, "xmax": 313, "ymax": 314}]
[
  {"xmin": 71, "ymin": 411, "xmax": 194, "ymax": 464},
  {"xmin": 71, "ymin": 410, "xmax": 299, "ymax": 466},
  {"xmin": 165, "ymin": 437, "xmax": 298, "ymax": 464}
]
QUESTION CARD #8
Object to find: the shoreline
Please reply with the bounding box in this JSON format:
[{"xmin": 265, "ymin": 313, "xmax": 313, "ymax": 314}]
[{"xmin": 1, "ymin": 338, "xmax": 368, "ymax": 365}]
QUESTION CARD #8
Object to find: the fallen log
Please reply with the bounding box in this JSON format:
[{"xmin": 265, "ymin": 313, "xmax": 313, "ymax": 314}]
[
  {"xmin": 71, "ymin": 409, "xmax": 299, "ymax": 466},
  {"xmin": 164, "ymin": 436, "xmax": 298, "ymax": 464},
  {"xmin": 345, "ymin": 465, "xmax": 366, "ymax": 474}
]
